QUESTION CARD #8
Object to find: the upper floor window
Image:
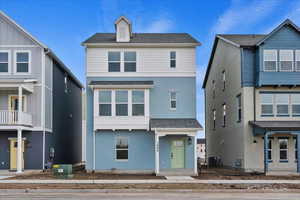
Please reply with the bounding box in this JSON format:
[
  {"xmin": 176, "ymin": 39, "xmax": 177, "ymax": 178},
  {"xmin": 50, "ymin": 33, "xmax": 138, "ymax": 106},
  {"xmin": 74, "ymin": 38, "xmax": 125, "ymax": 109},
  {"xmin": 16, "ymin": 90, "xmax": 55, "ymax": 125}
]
[
  {"xmin": 222, "ymin": 71, "xmax": 226, "ymax": 91},
  {"xmin": 0, "ymin": 51, "xmax": 9, "ymax": 73},
  {"xmin": 263, "ymin": 50, "xmax": 277, "ymax": 72},
  {"xmin": 296, "ymin": 50, "xmax": 300, "ymax": 72},
  {"xmin": 124, "ymin": 52, "xmax": 136, "ymax": 72},
  {"xmin": 292, "ymin": 94, "xmax": 300, "ymax": 116},
  {"xmin": 275, "ymin": 94, "xmax": 289, "ymax": 116},
  {"xmin": 170, "ymin": 51, "xmax": 176, "ymax": 68},
  {"xmin": 212, "ymin": 80, "xmax": 215, "ymax": 98},
  {"xmin": 15, "ymin": 51, "xmax": 30, "ymax": 73},
  {"xmin": 116, "ymin": 90, "xmax": 128, "ymax": 116},
  {"xmin": 213, "ymin": 109, "xmax": 216, "ymax": 130},
  {"xmin": 237, "ymin": 94, "xmax": 242, "ymax": 122},
  {"xmin": 132, "ymin": 90, "xmax": 144, "ymax": 116},
  {"xmin": 99, "ymin": 90, "xmax": 112, "ymax": 116},
  {"xmin": 170, "ymin": 91, "xmax": 177, "ymax": 110},
  {"xmin": 279, "ymin": 50, "xmax": 293, "ymax": 71},
  {"xmin": 222, "ymin": 104, "xmax": 226, "ymax": 127},
  {"xmin": 108, "ymin": 52, "xmax": 121, "ymax": 72},
  {"xmin": 261, "ymin": 93, "xmax": 274, "ymax": 116}
]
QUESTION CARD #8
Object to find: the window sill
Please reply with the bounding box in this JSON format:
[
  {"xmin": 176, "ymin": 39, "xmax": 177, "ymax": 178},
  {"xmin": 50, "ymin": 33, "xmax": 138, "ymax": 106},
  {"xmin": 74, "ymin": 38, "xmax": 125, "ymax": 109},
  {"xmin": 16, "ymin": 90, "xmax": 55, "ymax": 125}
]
[
  {"xmin": 115, "ymin": 159, "xmax": 128, "ymax": 162},
  {"xmin": 276, "ymin": 114, "xmax": 290, "ymax": 117}
]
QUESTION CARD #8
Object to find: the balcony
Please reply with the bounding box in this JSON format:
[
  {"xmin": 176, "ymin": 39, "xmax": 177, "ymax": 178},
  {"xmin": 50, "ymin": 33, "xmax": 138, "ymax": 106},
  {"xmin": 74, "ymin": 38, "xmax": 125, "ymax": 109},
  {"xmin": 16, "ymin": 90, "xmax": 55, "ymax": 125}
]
[{"xmin": 0, "ymin": 110, "xmax": 33, "ymax": 127}]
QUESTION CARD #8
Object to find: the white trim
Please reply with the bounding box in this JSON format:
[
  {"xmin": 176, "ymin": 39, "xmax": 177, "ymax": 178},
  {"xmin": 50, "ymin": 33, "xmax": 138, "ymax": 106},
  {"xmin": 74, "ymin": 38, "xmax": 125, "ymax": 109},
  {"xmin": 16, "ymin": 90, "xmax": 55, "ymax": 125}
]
[
  {"xmin": 263, "ymin": 50, "xmax": 278, "ymax": 72},
  {"xmin": 279, "ymin": 50, "xmax": 294, "ymax": 72},
  {"xmin": 93, "ymin": 131, "xmax": 96, "ymax": 171},
  {"xmin": 0, "ymin": 50, "xmax": 11, "ymax": 74},
  {"xmin": 41, "ymin": 50, "xmax": 46, "ymax": 170},
  {"xmin": 279, "ymin": 138, "xmax": 289, "ymax": 162},
  {"xmin": 82, "ymin": 43, "xmax": 200, "ymax": 47},
  {"xmin": 115, "ymin": 136, "xmax": 129, "ymax": 162},
  {"xmin": 193, "ymin": 135, "xmax": 197, "ymax": 175},
  {"xmin": 155, "ymin": 134, "xmax": 160, "ymax": 174},
  {"xmin": 0, "ymin": 45, "xmax": 39, "ymax": 48},
  {"xmin": 8, "ymin": 137, "xmax": 26, "ymax": 140},
  {"xmin": 14, "ymin": 50, "xmax": 31, "ymax": 75},
  {"xmin": 90, "ymin": 84, "xmax": 153, "ymax": 89},
  {"xmin": 295, "ymin": 50, "xmax": 300, "ymax": 72},
  {"xmin": 87, "ymin": 72, "xmax": 196, "ymax": 77}
]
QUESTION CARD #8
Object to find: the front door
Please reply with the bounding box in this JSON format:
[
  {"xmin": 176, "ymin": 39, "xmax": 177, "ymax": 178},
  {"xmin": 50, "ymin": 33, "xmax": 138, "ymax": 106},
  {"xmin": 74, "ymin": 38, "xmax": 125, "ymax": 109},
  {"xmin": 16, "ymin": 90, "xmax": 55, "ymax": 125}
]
[
  {"xmin": 9, "ymin": 139, "xmax": 25, "ymax": 170},
  {"xmin": 171, "ymin": 139, "xmax": 185, "ymax": 168}
]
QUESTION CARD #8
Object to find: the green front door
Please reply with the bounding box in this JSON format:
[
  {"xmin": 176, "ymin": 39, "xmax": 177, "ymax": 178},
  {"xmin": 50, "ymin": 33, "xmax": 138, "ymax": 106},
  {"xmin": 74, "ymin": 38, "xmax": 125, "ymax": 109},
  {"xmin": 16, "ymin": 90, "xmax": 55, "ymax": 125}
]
[{"xmin": 171, "ymin": 139, "xmax": 185, "ymax": 168}]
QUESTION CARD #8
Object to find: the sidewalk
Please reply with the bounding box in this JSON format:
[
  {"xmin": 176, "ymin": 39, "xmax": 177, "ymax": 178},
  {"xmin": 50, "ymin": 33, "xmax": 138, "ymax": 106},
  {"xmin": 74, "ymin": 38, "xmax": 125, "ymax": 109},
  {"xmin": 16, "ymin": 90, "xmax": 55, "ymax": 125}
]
[{"xmin": 1, "ymin": 179, "xmax": 300, "ymax": 184}]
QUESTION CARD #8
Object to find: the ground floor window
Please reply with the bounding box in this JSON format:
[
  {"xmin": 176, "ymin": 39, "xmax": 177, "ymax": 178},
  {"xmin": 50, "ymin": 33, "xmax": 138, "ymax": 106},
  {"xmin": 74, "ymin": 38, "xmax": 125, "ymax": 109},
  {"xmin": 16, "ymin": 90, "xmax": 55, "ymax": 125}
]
[
  {"xmin": 295, "ymin": 138, "xmax": 298, "ymax": 161},
  {"xmin": 279, "ymin": 138, "xmax": 288, "ymax": 162},
  {"xmin": 268, "ymin": 139, "xmax": 272, "ymax": 161},
  {"xmin": 115, "ymin": 136, "xmax": 128, "ymax": 161}
]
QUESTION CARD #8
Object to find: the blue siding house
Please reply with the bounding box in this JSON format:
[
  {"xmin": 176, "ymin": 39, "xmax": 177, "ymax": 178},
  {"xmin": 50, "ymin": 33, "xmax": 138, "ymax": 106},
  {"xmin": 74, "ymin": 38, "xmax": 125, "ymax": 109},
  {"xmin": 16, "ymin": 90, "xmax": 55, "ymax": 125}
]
[
  {"xmin": 82, "ymin": 16, "xmax": 202, "ymax": 175},
  {"xmin": 204, "ymin": 19, "xmax": 300, "ymax": 174}
]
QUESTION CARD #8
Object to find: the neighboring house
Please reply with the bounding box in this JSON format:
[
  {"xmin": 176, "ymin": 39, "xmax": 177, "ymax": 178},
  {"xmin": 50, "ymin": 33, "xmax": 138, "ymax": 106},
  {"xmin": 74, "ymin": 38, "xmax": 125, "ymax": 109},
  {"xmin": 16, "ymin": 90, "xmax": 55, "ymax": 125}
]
[
  {"xmin": 197, "ymin": 138, "xmax": 205, "ymax": 163},
  {"xmin": 82, "ymin": 16, "xmax": 202, "ymax": 175},
  {"xmin": 203, "ymin": 19, "xmax": 300, "ymax": 174},
  {"xmin": 0, "ymin": 11, "xmax": 83, "ymax": 173}
]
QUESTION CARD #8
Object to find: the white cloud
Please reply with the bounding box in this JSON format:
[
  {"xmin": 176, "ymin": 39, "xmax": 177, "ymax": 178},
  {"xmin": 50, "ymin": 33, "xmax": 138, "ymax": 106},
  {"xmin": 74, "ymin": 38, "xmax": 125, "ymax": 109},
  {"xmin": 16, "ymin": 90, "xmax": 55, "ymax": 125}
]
[
  {"xmin": 137, "ymin": 18, "xmax": 173, "ymax": 33},
  {"xmin": 210, "ymin": 0, "xmax": 280, "ymax": 35}
]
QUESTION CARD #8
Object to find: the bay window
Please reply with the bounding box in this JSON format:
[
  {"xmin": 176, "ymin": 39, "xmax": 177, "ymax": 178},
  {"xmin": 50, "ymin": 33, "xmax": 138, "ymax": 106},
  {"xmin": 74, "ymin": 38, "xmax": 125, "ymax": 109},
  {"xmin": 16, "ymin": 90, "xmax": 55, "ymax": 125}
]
[
  {"xmin": 264, "ymin": 50, "xmax": 277, "ymax": 71},
  {"xmin": 132, "ymin": 90, "xmax": 144, "ymax": 116},
  {"xmin": 279, "ymin": 50, "xmax": 293, "ymax": 71},
  {"xmin": 261, "ymin": 94, "xmax": 273, "ymax": 116},
  {"xmin": 116, "ymin": 90, "xmax": 128, "ymax": 116},
  {"xmin": 275, "ymin": 94, "xmax": 289, "ymax": 116}
]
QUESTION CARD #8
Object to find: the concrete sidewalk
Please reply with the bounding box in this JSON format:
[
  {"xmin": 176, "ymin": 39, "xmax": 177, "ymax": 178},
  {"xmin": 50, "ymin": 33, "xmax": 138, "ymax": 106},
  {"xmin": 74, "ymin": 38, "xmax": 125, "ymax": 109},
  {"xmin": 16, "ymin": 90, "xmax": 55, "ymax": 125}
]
[{"xmin": 1, "ymin": 179, "xmax": 300, "ymax": 184}]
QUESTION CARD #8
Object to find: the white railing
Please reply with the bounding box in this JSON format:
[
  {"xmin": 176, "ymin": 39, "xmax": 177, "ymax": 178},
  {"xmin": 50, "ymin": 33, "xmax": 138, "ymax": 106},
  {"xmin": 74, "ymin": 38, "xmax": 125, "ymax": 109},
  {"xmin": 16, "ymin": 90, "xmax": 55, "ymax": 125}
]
[{"xmin": 0, "ymin": 110, "xmax": 33, "ymax": 126}]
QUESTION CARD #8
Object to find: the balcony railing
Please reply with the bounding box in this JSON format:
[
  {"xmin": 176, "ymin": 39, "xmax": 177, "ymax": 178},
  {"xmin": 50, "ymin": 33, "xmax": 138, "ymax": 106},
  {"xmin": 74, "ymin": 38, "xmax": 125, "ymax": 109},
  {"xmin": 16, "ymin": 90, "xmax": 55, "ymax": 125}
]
[{"xmin": 0, "ymin": 110, "xmax": 33, "ymax": 126}]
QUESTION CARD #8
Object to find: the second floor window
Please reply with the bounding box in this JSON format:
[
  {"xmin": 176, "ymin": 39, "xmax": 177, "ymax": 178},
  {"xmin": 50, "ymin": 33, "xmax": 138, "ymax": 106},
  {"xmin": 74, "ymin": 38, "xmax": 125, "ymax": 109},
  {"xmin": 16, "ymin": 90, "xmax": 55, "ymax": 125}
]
[
  {"xmin": 170, "ymin": 91, "xmax": 177, "ymax": 110},
  {"xmin": 261, "ymin": 93, "xmax": 273, "ymax": 116},
  {"xmin": 16, "ymin": 51, "xmax": 30, "ymax": 73},
  {"xmin": 237, "ymin": 95, "xmax": 242, "ymax": 122},
  {"xmin": 222, "ymin": 71, "xmax": 226, "ymax": 91},
  {"xmin": 279, "ymin": 50, "xmax": 293, "ymax": 71},
  {"xmin": 222, "ymin": 104, "xmax": 226, "ymax": 127},
  {"xmin": 170, "ymin": 51, "xmax": 176, "ymax": 68},
  {"xmin": 275, "ymin": 94, "xmax": 289, "ymax": 116},
  {"xmin": 0, "ymin": 52, "xmax": 9, "ymax": 73},
  {"xmin": 264, "ymin": 50, "xmax": 277, "ymax": 71},
  {"xmin": 296, "ymin": 50, "xmax": 300, "ymax": 71},
  {"xmin": 132, "ymin": 90, "xmax": 144, "ymax": 116},
  {"xmin": 116, "ymin": 90, "xmax": 128, "ymax": 116},
  {"xmin": 292, "ymin": 94, "xmax": 300, "ymax": 116},
  {"xmin": 99, "ymin": 91, "xmax": 112, "ymax": 116},
  {"xmin": 124, "ymin": 52, "xmax": 136, "ymax": 72},
  {"xmin": 108, "ymin": 52, "xmax": 121, "ymax": 72}
]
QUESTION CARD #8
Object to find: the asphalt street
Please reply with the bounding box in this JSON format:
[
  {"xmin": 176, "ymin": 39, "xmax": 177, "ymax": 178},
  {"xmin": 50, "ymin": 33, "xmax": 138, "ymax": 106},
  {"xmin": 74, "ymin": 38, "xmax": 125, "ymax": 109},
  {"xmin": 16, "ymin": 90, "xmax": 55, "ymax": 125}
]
[{"xmin": 0, "ymin": 191, "xmax": 300, "ymax": 200}]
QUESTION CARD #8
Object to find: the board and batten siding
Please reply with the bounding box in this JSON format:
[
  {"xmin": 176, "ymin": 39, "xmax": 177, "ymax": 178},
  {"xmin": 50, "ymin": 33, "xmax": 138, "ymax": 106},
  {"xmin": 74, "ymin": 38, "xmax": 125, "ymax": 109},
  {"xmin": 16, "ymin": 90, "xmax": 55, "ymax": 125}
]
[{"xmin": 86, "ymin": 48, "xmax": 196, "ymax": 76}]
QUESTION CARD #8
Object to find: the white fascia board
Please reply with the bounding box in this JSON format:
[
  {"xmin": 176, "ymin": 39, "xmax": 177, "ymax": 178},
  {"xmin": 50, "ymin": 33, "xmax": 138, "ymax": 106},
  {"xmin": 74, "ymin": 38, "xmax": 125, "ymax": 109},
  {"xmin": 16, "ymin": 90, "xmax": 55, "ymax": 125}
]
[
  {"xmin": 82, "ymin": 43, "xmax": 200, "ymax": 48},
  {"xmin": 89, "ymin": 85, "xmax": 154, "ymax": 89}
]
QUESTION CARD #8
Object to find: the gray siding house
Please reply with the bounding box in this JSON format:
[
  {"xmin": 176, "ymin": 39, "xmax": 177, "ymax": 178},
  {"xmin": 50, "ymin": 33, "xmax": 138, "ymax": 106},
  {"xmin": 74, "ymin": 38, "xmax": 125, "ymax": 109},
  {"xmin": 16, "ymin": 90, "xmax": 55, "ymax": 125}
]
[
  {"xmin": 203, "ymin": 19, "xmax": 300, "ymax": 174},
  {"xmin": 0, "ymin": 11, "xmax": 83, "ymax": 173}
]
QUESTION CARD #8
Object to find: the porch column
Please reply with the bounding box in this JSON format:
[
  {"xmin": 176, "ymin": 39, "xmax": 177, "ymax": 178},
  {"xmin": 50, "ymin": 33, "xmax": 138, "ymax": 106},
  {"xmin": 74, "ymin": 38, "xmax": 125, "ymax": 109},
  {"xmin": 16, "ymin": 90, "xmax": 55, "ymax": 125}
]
[
  {"xmin": 297, "ymin": 134, "xmax": 300, "ymax": 173},
  {"xmin": 18, "ymin": 86, "xmax": 23, "ymax": 124},
  {"xmin": 155, "ymin": 134, "xmax": 160, "ymax": 174},
  {"xmin": 16, "ymin": 128, "xmax": 22, "ymax": 173},
  {"xmin": 264, "ymin": 132, "xmax": 270, "ymax": 174},
  {"xmin": 194, "ymin": 136, "xmax": 197, "ymax": 175}
]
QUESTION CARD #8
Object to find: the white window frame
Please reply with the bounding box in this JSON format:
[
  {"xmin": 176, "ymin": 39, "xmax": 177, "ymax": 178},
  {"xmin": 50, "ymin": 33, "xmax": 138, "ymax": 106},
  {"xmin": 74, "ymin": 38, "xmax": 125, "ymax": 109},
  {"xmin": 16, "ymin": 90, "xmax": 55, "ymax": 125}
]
[
  {"xmin": 295, "ymin": 50, "xmax": 300, "ymax": 72},
  {"xmin": 98, "ymin": 90, "xmax": 112, "ymax": 116},
  {"xmin": 14, "ymin": 50, "xmax": 31, "ymax": 74},
  {"xmin": 170, "ymin": 51, "xmax": 176, "ymax": 68},
  {"xmin": 108, "ymin": 51, "xmax": 137, "ymax": 72},
  {"xmin": 132, "ymin": 90, "xmax": 145, "ymax": 116},
  {"xmin": 108, "ymin": 51, "xmax": 121, "ymax": 72},
  {"xmin": 115, "ymin": 90, "xmax": 129, "ymax": 116},
  {"xmin": 263, "ymin": 50, "xmax": 277, "ymax": 72},
  {"xmin": 291, "ymin": 94, "xmax": 300, "ymax": 116},
  {"xmin": 279, "ymin": 138, "xmax": 288, "ymax": 162},
  {"xmin": 260, "ymin": 94, "xmax": 274, "ymax": 116},
  {"xmin": 115, "ymin": 136, "xmax": 129, "ymax": 161},
  {"xmin": 0, "ymin": 50, "xmax": 11, "ymax": 74},
  {"xmin": 275, "ymin": 94, "xmax": 289, "ymax": 116},
  {"xmin": 279, "ymin": 50, "xmax": 294, "ymax": 72},
  {"xmin": 124, "ymin": 51, "xmax": 137, "ymax": 72},
  {"xmin": 170, "ymin": 91, "xmax": 177, "ymax": 110}
]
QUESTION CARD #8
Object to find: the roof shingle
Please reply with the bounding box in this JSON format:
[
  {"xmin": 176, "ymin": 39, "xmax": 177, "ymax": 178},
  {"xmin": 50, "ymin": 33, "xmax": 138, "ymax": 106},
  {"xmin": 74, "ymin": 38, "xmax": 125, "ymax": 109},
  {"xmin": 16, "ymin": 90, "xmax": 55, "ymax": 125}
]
[{"xmin": 150, "ymin": 118, "xmax": 202, "ymax": 129}]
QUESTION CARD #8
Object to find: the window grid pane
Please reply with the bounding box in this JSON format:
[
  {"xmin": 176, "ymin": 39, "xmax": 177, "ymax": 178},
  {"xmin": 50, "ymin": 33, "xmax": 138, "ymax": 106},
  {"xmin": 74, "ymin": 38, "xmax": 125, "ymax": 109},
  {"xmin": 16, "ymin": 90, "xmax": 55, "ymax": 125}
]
[
  {"xmin": 279, "ymin": 50, "xmax": 293, "ymax": 71},
  {"xmin": 279, "ymin": 139, "xmax": 288, "ymax": 160},
  {"xmin": 170, "ymin": 51, "xmax": 176, "ymax": 68},
  {"xmin": 116, "ymin": 137, "xmax": 128, "ymax": 160},
  {"xmin": 16, "ymin": 52, "xmax": 29, "ymax": 73},
  {"xmin": 264, "ymin": 50, "xmax": 277, "ymax": 71},
  {"xmin": 0, "ymin": 52, "xmax": 8, "ymax": 62}
]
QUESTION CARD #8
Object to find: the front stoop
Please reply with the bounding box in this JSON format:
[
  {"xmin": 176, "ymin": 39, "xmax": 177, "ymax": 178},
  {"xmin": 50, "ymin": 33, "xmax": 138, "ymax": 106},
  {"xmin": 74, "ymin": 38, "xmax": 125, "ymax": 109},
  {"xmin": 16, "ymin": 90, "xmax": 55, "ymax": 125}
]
[
  {"xmin": 266, "ymin": 171, "xmax": 300, "ymax": 176},
  {"xmin": 157, "ymin": 169, "xmax": 197, "ymax": 176}
]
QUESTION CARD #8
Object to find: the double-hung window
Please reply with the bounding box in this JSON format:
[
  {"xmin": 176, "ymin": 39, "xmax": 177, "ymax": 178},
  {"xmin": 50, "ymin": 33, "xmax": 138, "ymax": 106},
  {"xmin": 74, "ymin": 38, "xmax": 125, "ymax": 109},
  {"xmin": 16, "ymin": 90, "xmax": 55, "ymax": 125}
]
[
  {"xmin": 132, "ymin": 90, "xmax": 144, "ymax": 116},
  {"xmin": 291, "ymin": 94, "xmax": 300, "ymax": 116},
  {"xmin": 275, "ymin": 94, "xmax": 289, "ymax": 116},
  {"xmin": 170, "ymin": 91, "xmax": 177, "ymax": 110},
  {"xmin": 264, "ymin": 50, "xmax": 277, "ymax": 71},
  {"xmin": 261, "ymin": 94, "xmax": 273, "ymax": 116},
  {"xmin": 268, "ymin": 139, "xmax": 272, "ymax": 161},
  {"xmin": 222, "ymin": 104, "xmax": 226, "ymax": 127},
  {"xmin": 170, "ymin": 51, "xmax": 176, "ymax": 68},
  {"xmin": 116, "ymin": 90, "xmax": 128, "ymax": 116},
  {"xmin": 296, "ymin": 50, "xmax": 300, "ymax": 71},
  {"xmin": 15, "ymin": 51, "xmax": 30, "ymax": 73},
  {"xmin": 108, "ymin": 52, "xmax": 121, "ymax": 72},
  {"xmin": 279, "ymin": 50, "xmax": 293, "ymax": 71},
  {"xmin": 279, "ymin": 138, "xmax": 288, "ymax": 162},
  {"xmin": 213, "ymin": 109, "xmax": 216, "ymax": 130},
  {"xmin": 237, "ymin": 95, "xmax": 242, "ymax": 122},
  {"xmin": 124, "ymin": 52, "xmax": 136, "ymax": 72},
  {"xmin": 0, "ymin": 51, "xmax": 9, "ymax": 73},
  {"xmin": 99, "ymin": 91, "xmax": 112, "ymax": 116},
  {"xmin": 115, "ymin": 136, "xmax": 128, "ymax": 161}
]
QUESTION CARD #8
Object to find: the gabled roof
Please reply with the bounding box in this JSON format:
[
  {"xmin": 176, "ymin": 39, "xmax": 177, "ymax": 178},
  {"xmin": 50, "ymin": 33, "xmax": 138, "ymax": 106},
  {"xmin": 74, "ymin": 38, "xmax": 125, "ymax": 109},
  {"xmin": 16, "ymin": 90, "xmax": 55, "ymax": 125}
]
[
  {"xmin": 82, "ymin": 33, "xmax": 200, "ymax": 45},
  {"xmin": 202, "ymin": 19, "xmax": 300, "ymax": 88},
  {"xmin": 0, "ymin": 11, "xmax": 83, "ymax": 88}
]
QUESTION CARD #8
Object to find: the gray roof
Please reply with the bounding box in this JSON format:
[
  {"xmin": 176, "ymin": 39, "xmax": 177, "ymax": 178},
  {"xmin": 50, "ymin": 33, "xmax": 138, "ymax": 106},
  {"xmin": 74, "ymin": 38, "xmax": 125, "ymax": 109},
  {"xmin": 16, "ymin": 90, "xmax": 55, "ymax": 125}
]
[
  {"xmin": 197, "ymin": 138, "xmax": 205, "ymax": 144},
  {"xmin": 82, "ymin": 33, "xmax": 200, "ymax": 44},
  {"xmin": 249, "ymin": 121, "xmax": 300, "ymax": 131},
  {"xmin": 218, "ymin": 34, "xmax": 266, "ymax": 47},
  {"xmin": 150, "ymin": 118, "xmax": 202, "ymax": 129},
  {"xmin": 89, "ymin": 81, "xmax": 154, "ymax": 85}
]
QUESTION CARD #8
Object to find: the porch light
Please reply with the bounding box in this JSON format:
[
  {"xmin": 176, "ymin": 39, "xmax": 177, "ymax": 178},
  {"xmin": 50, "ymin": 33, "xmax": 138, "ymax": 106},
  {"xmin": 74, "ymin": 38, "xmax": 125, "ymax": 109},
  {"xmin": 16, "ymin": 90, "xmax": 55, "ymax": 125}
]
[
  {"xmin": 253, "ymin": 140, "xmax": 257, "ymax": 144},
  {"xmin": 188, "ymin": 137, "xmax": 192, "ymax": 145}
]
